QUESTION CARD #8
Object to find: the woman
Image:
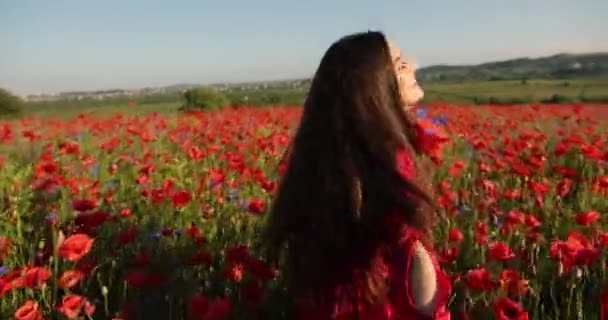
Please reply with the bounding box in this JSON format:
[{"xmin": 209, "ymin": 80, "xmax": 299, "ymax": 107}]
[{"xmin": 261, "ymin": 31, "xmax": 451, "ymax": 319}]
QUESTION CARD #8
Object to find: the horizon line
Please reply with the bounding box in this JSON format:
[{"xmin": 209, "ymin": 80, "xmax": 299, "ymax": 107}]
[{"xmin": 19, "ymin": 50, "xmax": 608, "ymax": 97}]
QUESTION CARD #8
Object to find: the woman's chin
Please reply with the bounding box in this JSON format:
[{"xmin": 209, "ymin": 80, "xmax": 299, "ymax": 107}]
[{"xmin": 402, "ymin": 93, "xmax": 423, "ymax": 107}]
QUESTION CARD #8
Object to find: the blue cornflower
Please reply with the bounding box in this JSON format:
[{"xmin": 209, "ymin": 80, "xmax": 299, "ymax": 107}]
[
  {"xmin": 416, "ymin": 108, "xmax": 428, "ymax": 119},
  {"xmin": 209, "ymin": 180, "xmax": 221, "ymax": 189},
  {"xmin": 46, "ymin": 213, "xmax": 59, "ymax": 223},
  {"xmin": 174, "ymin": 229, "xmax": 184, "ymax": 237},
  {"xmin": 89, "ymin": 165, "xmax": 100, "ymax": 177},
  {"xmin": 105, "ymin": 179, "xmax": 119, "ymax": 190},
  {"xmin": 494, "ymin": 219, "xmax": 504, "ymax": 228},
  {"xmin": 0, "ymin": 266, "xmax": 9, "ymax": 277},
  {"xmin": 227, "ymin": 188, "xmax": 240, "ymax": 201}
]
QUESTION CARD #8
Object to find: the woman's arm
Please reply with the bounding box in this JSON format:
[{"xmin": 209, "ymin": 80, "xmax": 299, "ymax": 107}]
[{"xmin": 409, "ymin": 241, "xmax": 439, "ymax": 316}]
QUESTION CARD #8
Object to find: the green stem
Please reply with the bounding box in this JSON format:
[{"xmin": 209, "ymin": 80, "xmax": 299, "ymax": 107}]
[
  {"xmin": 52, "ymin": 231, "xmax": 59, "ymax": 307},
  {"xmin": 566, "ymin": 282, "xmax": 576, "ymax": 319}
]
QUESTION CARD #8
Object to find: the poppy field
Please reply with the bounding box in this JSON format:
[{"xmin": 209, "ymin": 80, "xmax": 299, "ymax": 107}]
[{"xmin": 1, "ymin": 104, "xmax": 608, "ymax": 319}]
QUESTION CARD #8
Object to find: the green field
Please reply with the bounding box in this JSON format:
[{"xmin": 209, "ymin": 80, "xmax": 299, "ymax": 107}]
[
  {"xmin": 420, "ymin": 79, "xmax": 608, "ymax": 105},
  {"xmin": 22, "ymin": 102, "xmax": 182, "ymax": 120},
  {"xmin": 16, "ymin": 79, "xmax": 608, "ymax": 120}
]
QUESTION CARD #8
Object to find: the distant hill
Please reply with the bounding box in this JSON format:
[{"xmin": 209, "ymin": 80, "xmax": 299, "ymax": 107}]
[
  {"xmin": 417, "ymin": 53, "xmax": 608, "ymax": 83},
  {"xmin": 25, "ymin": 52, "xmax": 608, "ymax": 101}
]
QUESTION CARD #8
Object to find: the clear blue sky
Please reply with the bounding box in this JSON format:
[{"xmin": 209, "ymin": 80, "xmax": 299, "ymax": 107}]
[{"xmin": 2, "ymin": 0, "xmax": 607, "ymax": 95}]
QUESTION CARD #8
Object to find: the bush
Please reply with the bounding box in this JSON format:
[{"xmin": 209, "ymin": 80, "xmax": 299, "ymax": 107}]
[
  {"xmin": 541, "ymin": 94, "xmax": 576, "ymax": 104},
  {"xmin": 472, "ymin": 96, "xmax": 489, "ymax": 105},
  {"xmin": 473, "ymin": 96, "xmax": 533, "ymax": 105},
  {"xmin": 0, "ymin": 88, "xmax": 24, "ymax": 117},
  {"xmin": 225, "ymin": 88, "xmax": 307, "ymax": 107},
  {"xmin": 580, "ymin": 95, "xmax": 608, "ymax": 103},
  {"xmin": 180, "ymin": 87, "xmax": 228, "ymax": 112}
]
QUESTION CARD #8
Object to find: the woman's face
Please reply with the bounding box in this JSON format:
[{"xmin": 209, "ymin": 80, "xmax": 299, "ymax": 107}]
[{"xmin": 389, "ymin": 42, "xmax": 424, "ymax": 108}]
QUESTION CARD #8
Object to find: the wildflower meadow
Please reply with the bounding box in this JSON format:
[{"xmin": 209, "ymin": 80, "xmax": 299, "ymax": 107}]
[{"xmin": 1, "ymin": 103, "xmax": 608, "ymax": 319}]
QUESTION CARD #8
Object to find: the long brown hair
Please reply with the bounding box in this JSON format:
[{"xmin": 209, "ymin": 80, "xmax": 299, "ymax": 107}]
[{"xmin": 260, "ymin": 31, "xmax": 434, "ymax": 306}]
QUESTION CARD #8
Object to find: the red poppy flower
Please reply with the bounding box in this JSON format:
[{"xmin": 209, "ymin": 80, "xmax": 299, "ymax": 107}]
[
  {"xmin": 596, "ymin": 231, "xmax": 608, "ymax": 249},
  {"xmin": 505, "ymin": 210, "xmax": 525, "ymax": 228},
  {"xmin": 74, "ymin": 211, "xmax": 110, "ymax": 232},
  {"xmin": 475, "ymin": 222, "xmax": 488, "ymax": 246},
  {"xmin": 23, "ymin": 267, "xmax": 51, "ymax": 289},
  {"xmin": 556, "ymin": 178, "xmax": 573, "ymax": 197},
  {"xmin": 118, "ymin": 226, "xmax": 139, "ymax": 246},
  {"xmin": 524, "ymin": 215, "xmax": 542, "ymax": 229},
  {"xmin": 575, "ymin": 211, "xmax": 601, "ymax": 227},
  {"xmin": 57, "ymin": 295, "xmax": 96, "ymax": 319},
  {"xmin": 598, "ymin": 176, "xmax": 608, "ymax": 188},
  {"xmin": 139, "ymin": 164, "xmax": 154, "ymax": 175},
  {"xmin": 125, "ymin": 270, "xmax": 167, "ymax": 288},
  {"xmin": 439, "ymin": 247, "xmax": 460, "ymax": 264},
  {"xmin": 247, "ymin": 258, "xmax": 278, "ymax": 282},
  {"xmin": 203, "ymin": 298, "xmax": 231, "ymax": 320},
  {"xmin": 223, "ymin": 264, "xmax": 244, "ymax": 282},
  {"xmin": 188, "ymin": 294, "xmax": 210, "ymax": 320},
  {"xmin": 448, "ymin": 228, "xmax": 464, "ymax": 243},
  {"xmin": 498, "ymin": 270, "xmax": 530, "ymax": 296},
  {"xmin": 247, "ymin": 199, "xmax": 266, "ymax": 215},
  {"xmin": 72, "ymin": 198, "xmax": 97, "ymax": 212},
  {"xmin": 75, "ymin": 259, "xmax": 96, "ymax": 275},
  {"xmin": 492, "ymin": 297, "xmax": 528, "ymax": 320},
  {"xmin": 225, "ymin": 245, "xmax": 251, "ymax": 264},
  {"xmin": 448, "ymin": 161, "xmax": 464, "ymax": 177},
  {"xmin": 465, "ymin": 268, "xmax": 495, "ymax": 292},
  {"xmin": 503, "ymin": 189, "xmax": 521, "ymax": 201},
  {"xmin": 59, "ymin": 234, "xmax": 94, "ymax": 262},
  {"xmin": 188, "ymin": 251, "xmax": 213, "ymax": 266},
  {"xmin": 58, "ymin": 270, "xmax": 85, "ymax": 289},
  {"xmin": 131, "ymin": 252, "xmax": 151, "ymax": 267},
  {"xmin": 120, "ymin": 208, "xmax": 132, "ymax": 218},
  {"xmin": 550, "ymin": 231, "xmax": 600, "ymax": 272},
  {"xmin": 14, "ymin": 300, "xmax": 43, "ymax": 320},
  {"xmin": 488, "ymin": 242, "xmax": 516, "ymax": 261},
  {"xmin": 187, "ymin": 223, "xmax": 201, "ymax": 238},
  {"xmin": 172, "ymin": 191, "xmax": 192, "ymax": 208},
  {"xmin": 189, "ymin": 146, "xmax": 205, "ymax": 162}
]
